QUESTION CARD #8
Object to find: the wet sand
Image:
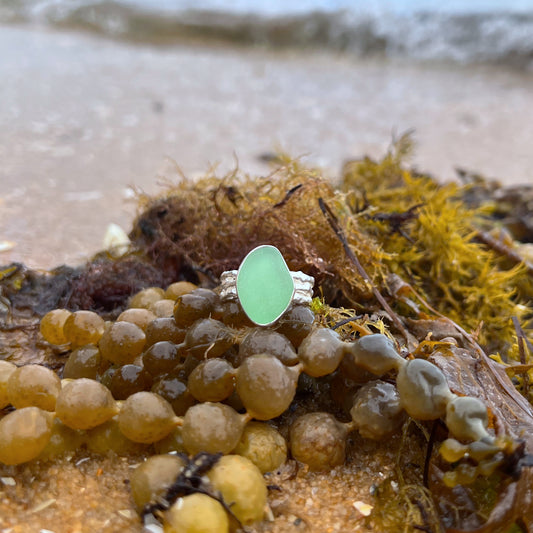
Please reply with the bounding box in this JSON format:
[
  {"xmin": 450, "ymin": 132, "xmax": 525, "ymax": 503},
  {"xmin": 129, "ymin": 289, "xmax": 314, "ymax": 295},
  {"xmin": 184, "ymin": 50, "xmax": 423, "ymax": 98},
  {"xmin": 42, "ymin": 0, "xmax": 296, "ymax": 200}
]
[{"xmin": 1, "ymin": 25, "xmax": 533, "ymax": 269}]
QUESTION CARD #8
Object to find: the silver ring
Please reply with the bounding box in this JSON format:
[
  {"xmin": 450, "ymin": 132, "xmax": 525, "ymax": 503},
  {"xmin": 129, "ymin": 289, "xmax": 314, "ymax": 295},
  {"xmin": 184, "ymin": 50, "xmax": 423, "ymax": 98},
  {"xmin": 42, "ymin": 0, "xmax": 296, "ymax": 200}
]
[
  {"xmin": 219, "ymin": 245, "xmax": 315, "ymax": 326},
  {"xmin": 220, "ymin": 270, "xmax": 315, "ymax": 304}
]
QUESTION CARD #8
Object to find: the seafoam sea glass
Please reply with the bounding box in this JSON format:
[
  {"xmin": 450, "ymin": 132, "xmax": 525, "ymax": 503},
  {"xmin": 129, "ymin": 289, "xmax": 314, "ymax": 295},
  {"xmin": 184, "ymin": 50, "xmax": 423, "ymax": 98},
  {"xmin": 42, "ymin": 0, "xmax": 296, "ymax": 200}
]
[{"xmin": 236, "ymin": 245, "xmax": 295, "ymax": 326}]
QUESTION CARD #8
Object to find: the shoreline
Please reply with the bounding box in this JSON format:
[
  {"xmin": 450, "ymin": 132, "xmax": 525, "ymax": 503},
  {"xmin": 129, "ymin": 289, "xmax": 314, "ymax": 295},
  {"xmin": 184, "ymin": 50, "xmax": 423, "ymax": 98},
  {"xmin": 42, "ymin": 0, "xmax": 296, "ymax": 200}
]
[{"xmin": 1, "ymin": 25, "xmax": 533, "ymax": 269}]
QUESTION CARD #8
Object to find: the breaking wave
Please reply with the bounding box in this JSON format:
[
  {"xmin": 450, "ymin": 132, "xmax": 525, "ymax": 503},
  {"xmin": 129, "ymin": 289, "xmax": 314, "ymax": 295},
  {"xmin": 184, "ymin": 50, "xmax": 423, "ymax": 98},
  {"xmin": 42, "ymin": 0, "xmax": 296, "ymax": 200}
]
[{"xmin": 2, "ymin": 0, "xmax": 533, "ymax": 69}]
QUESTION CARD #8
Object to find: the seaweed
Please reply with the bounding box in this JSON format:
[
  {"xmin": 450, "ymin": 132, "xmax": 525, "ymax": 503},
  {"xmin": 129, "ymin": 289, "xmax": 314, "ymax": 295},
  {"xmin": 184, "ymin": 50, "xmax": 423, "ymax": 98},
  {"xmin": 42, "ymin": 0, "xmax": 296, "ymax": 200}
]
[
  {"xmin": 129, "ymin": 160, "xmax": 388, "ymax": 306},
  {"xmin": 0, "ymin": 255, "xmax": 177, "ymax": 320},
  {"xmin": 341, "ymin": 134, "xmax": 532, "ymax": 357},
  {"xmin": 1, "ymin": 139, "xmax": 533, "ymax": 532}
]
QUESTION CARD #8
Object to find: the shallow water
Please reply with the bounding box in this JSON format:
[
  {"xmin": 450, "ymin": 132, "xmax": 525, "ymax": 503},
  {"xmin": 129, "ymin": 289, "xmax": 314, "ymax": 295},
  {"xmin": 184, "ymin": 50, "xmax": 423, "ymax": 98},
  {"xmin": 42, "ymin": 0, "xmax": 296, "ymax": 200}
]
[
  {"xmin": 3, "ymin": 0, "xmax": 533, "ymax": 68},
  {"xmin": 1, "ymin": 25, "xmax": 533, "ymax": 268}
]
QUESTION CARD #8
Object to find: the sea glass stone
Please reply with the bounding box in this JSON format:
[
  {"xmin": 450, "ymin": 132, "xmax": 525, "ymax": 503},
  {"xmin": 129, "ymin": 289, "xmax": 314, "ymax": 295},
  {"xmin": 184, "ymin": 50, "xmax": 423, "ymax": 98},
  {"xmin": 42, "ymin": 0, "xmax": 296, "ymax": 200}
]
[{"xmin": 236, "ymin": 245, "xmax": 295, "ymax": 326}]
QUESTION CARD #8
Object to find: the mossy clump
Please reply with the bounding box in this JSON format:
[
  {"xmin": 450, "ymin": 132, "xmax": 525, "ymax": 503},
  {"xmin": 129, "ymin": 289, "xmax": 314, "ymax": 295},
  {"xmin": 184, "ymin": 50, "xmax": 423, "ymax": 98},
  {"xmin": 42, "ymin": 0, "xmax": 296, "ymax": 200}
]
[
  {"xmin": 129, "ymin": 159, "xmax": 388, "ymax": 306},
  {"xmin": 124, "ymin": 143, "xmax": 533, "ymax": 362},
  {"xmin": 341, "ymin": 134, "xmax": 531, "ymax": 356}
]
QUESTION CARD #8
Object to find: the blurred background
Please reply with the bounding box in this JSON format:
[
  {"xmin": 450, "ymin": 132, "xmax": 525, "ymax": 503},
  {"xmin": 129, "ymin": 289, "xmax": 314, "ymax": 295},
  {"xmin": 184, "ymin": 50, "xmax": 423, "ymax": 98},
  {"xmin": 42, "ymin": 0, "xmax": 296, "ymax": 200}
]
[{"xmin": 1, "ymin": 0, "xmax": 533, "ymax": 268}]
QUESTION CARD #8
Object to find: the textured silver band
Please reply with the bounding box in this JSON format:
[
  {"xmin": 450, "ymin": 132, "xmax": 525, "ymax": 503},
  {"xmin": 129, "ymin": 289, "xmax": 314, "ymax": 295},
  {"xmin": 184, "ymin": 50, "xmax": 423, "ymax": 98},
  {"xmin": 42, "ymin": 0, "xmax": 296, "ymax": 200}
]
[{"xmin": 219, "ymin": 269, "xmax": 314, "ymax": 305}]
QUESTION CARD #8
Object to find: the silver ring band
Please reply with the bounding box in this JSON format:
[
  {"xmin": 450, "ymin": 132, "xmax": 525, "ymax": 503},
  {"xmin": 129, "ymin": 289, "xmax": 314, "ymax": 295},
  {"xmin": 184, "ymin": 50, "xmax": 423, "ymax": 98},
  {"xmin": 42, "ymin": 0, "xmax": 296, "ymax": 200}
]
[{"xmin": 219, "ymin": 270, "xmax": 314, "ymax": 305}]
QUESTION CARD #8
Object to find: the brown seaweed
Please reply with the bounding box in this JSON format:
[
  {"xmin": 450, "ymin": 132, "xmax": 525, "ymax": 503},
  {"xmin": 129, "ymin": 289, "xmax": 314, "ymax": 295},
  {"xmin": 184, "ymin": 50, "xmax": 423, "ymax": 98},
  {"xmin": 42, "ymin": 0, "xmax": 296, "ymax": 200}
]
[
  {"xmin": 1, "ymin": 142, "xmax": 533, "ymax": 532},
  {"xmin": 429, "ymin": 346, "xmax": 533, "ymax": 531}
]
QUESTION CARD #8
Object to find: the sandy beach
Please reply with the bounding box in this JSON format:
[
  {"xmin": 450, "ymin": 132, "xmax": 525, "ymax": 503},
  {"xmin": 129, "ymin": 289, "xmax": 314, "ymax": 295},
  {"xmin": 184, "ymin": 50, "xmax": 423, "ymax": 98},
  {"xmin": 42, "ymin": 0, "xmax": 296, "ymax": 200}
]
[{"xmin": 1, "ymin": 24, "xmax": 533, "ymax": 269}]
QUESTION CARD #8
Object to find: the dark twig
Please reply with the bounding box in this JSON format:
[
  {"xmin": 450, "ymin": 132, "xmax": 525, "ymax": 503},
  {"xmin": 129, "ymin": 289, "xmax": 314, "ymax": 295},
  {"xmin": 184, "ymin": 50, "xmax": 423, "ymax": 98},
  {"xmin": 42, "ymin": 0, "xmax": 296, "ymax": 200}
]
[
  {"xmin": 516, "ymin": 320, "xmax": 533, "ymax": 355},
  {"xmin": 370, "ymin": 203, "xmax": 424, "ymax": 243},
  {"xmin": 318, "ymin": 198, "xmax": 410, "ymax": 343},
  {"xmin": 274, "ymin": 184, "xmax": 303, "ymax": 208},
  {"xmin": 476, "ymin": 230, "xmax": 533, "ymax": 275},
  {"xmin": 332, "ymin": 315, "xmax": 363, "ymax": 330},
  {"xmin": 423, "ymin": 421, "xmax": 439, "ymax": 488},
  {"xmin": 142, "ymin": 452, "xmax": 242, "ymax": 530}
]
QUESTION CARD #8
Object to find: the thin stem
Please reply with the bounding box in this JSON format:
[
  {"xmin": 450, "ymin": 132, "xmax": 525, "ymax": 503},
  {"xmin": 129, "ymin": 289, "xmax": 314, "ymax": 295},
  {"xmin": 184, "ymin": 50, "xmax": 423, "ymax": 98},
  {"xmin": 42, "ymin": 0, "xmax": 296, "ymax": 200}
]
[{"xmin": 318, "ymin": 198, "xmax": 410, "ymax": 343}]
